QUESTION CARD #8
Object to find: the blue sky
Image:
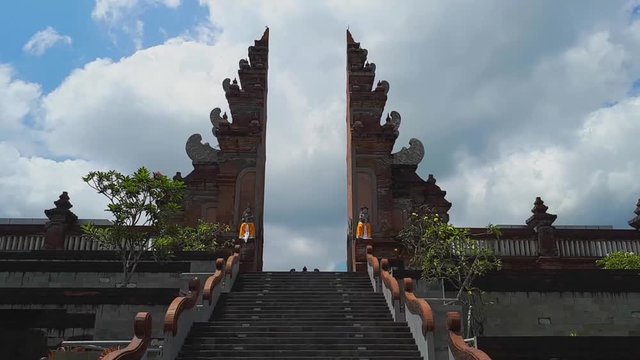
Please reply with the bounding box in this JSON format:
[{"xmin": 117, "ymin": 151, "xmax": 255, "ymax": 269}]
[
  {"xmin": 1, "ymin": 1, "xmax": 639, "ymax": 271},
  {"xmin": 0, "ymin": 1, "xmax": 210, "ymax": 92}
]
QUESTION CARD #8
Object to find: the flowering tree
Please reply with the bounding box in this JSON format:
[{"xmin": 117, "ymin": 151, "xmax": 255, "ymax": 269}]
[
  {"xmin": 397, "ymin": 205, "xmax": 502, "ymax": 337},
  {"xmin": 81, "ymin": 167, "xmax": 185, "ymax": 285}
]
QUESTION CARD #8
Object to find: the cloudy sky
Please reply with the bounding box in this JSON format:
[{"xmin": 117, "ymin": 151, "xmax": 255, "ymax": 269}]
[{"xmin": 1, "ymin": 1, "xmax": 640, "ymax": 271}]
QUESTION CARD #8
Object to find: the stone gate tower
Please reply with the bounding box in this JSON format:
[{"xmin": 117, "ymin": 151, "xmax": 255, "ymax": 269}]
[
  {"xmin": 177, "ymin": 29, "xmax": 269, "ymax": 271},
  {"xmin": 346, "ymin": 31, "xmax": 451, "ymax": 272}
]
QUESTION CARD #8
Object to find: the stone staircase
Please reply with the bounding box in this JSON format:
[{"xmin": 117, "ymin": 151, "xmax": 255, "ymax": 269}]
[{"xmin": 176, "ymin": 271, "xmax": 422, "ymax": 359}]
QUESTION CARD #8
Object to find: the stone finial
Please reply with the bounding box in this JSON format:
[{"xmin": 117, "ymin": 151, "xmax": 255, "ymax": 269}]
[
  {"xmin": 525, "ymin": 197, "xmax": 557, "ymax": 229},
  {"xmin": 347, "ymin": 29, "xmax": 355, "ymax": 44},
  {"xmin": 629, "ymin": 198, "xmax": 640, "ymax": 230},
  {"xmin": 44, "ymin": 192, "xmax": 78, "ymax": 224},
  {"xmin": 44, "ymin": 192, "xmax": 78, "ymax": 249}
]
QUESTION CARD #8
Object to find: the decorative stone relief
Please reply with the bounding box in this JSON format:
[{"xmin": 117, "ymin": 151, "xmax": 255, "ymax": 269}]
[
  {"xmin": 185, "ymin": 134, "xmax": 219, "ymax": 164},
  {"xmin": 392, "ymin": 138, "xmax": 425, "ymax": 165},
  {"xmin": 210, "ymin": 108, "xmax": 230, "ymax": 135}
]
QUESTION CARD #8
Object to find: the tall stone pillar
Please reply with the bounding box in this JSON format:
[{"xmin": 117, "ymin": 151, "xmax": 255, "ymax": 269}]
[
  {"xmin": 44, "ymin": 192, "xmax": 78, "ymax": 250},
  {"xmin": 179, "ymin": 30, "xmax": 269, "ymax": 272},
  {"xmin": 345, "ymin": 31, "xmax": 450, "ymax": 272}
]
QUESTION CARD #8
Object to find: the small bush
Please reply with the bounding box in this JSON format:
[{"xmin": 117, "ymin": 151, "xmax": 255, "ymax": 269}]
[{"xmin": 596, "ymin": 252, "xmax": 640, "ymax": 270}]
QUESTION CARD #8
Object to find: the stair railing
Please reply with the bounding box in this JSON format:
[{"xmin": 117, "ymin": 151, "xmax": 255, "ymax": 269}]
[
  {"xmin": 380, "ymin": 258, "xmax": 403, "ymax": 321},
  {"xmin": 100, "ymin": 312, "xmax": 153, "ymax": 360},
  {"xmin": 223, "ymin": 245, "xmax": 241, "ymax": 293},
  {"xmin": 160, "ymin": 278, "xmax": 201, "ymax": 360},
  {"xmin": 446, "ymin": 312, "xmax": 492, "ymax": 360},
  {"xmin": 200, "ymin": 258, "xmax": 225, "ymax": 321},
  {"xmin": 403, "ymin": 278, "xmax": 436, "ymax": 360},
  {"xmin": 365, "ymin": 245, "xmax": 381, "ymax": 292}
]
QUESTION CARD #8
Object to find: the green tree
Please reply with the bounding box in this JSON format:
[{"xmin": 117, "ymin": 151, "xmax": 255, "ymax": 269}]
[
  {"xmin": 597, "ymin": 251, "xmax": 640, "ymax": 269},
  {"xmin": 397, "ymin": 206, "xmax": 502, "ymax": 337},
  {"xmin": 81, "ymin": 167, "xmax": 185, "ymax": 285},
  {"xmin": 154, "ymin": 220, "xmax": 234, "ymax": 256}
]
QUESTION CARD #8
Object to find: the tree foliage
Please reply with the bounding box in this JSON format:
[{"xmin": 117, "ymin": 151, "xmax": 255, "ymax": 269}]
[
  {"xmin": 597, "ymin": 251, "xmax": 640, "ymax": 269},
  {"xmin": 81, "ymin": 167, "xmax": 186, "ymax": 284},
  {"xmin": 397, "ymin": 206, "xmax": 502, "ymax": 336},
  {"xmin": 154, "ymin": 220, "xmax": 234, "ymax": 256}
]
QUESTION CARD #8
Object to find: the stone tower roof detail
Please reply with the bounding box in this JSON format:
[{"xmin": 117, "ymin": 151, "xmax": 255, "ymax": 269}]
[{"xmin": 526, "ymin": 196, "xmax": 557, "ymax": 228}]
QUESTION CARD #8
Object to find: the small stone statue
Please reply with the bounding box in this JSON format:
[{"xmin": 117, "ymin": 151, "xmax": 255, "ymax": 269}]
[
  {"xmin": 356, "ymin": 205, "xmax": 372, "ymax": 240},
  {"xmin": 238, "ymin": 205, "xmax": 256, "ymax": 241}
]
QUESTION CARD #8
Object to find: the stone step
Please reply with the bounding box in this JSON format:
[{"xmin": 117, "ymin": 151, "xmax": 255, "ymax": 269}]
[
  {"xmin": 213, "ymin": 316, "xmax": 393, "ymax": 322},
  {"xmin": 194, "ymin": 320, "xmax": 403, "ymax": 326},
  {"xmin": 177, "ymin": 357, "xmax": 421, "ymax": 360},
  {"xmin": 183, "ymin": 336, "xmax": 416, "ymax": 344},
  {"xmin": 181, "ymin": 343, "xmax": 419, "ymax": 351},
  {"xmin": 177, "ymin": 272, "xmax": 419, "ymax": 359},
  {"xmin": 225, "ymin": 292, "xmax": 382, "ymax": 297},
  {"xmin": 177, "ymin": 349, "xmax": 421, "ymax": 358},
  {"xmin": 218, "ymin": 306, "xmax": 390, "ymax": 311},
  {"xmin": 190, "ymin": 326, "xmax": 411, "ymax": 334}
]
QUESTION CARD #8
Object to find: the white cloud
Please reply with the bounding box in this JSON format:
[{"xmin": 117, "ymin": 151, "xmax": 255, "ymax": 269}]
[
  {"xmin": 0, "ymin": 142, "xmax": 109, "ymax": 219},
  {"xmin": 23, "ymin": 27, "xmax": 72, "ymax": 56},
  {"xmin": 445, "ymin": 96, "xmax": 640, "ymax": 228},
  {"xmin": 92, "ymin": 0, "xmax": 181, "ymax": 23},
  {"xmin": 0, "ymin": 65, "xmax": 41, "ymax": 132}
]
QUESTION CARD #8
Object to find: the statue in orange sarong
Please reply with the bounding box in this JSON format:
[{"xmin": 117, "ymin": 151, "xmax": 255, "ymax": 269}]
[
  {"xmin": 238, "ymin": 206, "xmax": 256, "ymax": 241},
  {"xmin": 356, "ymin": 205, "xmax": 372, "ymax": 240}
]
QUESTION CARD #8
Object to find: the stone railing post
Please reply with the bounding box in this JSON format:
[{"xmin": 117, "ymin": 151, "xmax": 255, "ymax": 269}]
[
  {"xmin": 101, "ymin": 312, "xmax": 152, "ymax": 360},
  {"xmin": 223, "ymin": 245, "xmax": 241, "ymax": 293},
  {"xmin": 404, "ymin": 278, "xmax": 436, "ymax": 360},
  {"xmin": 380, "ymin": 258, "xmax": 403, "ymax": 321},
  {"xmin": 161, "ymin": 278, "xmax": 201, "ymax": 360},
  {"xmin": 365, "ymin": 245, "xmax": 381, "ymax": 292}
]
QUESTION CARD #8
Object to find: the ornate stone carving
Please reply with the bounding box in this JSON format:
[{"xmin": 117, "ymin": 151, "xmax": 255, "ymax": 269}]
[
  {"xmin": 392, "ymin": 138, "xmax": 424, "ymax": 165},
  {"xmin": 222, "ymin": 78, "xmax": 231, "ymax": 93},
  {"xmin": 210, "ymin": 107, "xmax": 229, "ymax": 135},
  {"xmin": 222, "ymin": 78, "xmax": 240, "ymax": 94},
  {"xmin": 375, "ymin": 80, "xmax": 389, "ymax": 94},
  {"xmin": 44, "ymin": 192, "xmax": 78, "ymax": 250},
  {"xmin": 384, "ymin": 111, "xmax": 401, "ymax": 136},
  {"xmin": 629, "ymin": 198, "xmax": 640, "ymax": 230},
  {"xmin": 364, "ymin": 62, "xmax": 376, "ymax": 73},
  {"xmin": 525, "ymin": 197, "xmax": 557, "ymax": 228},
  {"xmin": 185, "ymin": 134, "xmax": 219, "ymax": 164},
  {"xmin": 239, "ymin": 58, "xmax": 251, "ymax": 70},
  {"xmin": 525, "ymin": 197, "xmax": 558, "ymax": 256},
  {"xmin": 44, "ymin": 192, "xmax": 78, "ymax": 224}
]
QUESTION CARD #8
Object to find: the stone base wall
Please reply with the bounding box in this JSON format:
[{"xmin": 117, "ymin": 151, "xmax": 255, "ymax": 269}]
[
  {"xmin": 481, "ymin": 291, "xmax": 640, "ymax": 336},
  {"xmin": 0, "ymin": 303, "xmax": 167, "ymax": 346},
  {"xmin": 0, "ymin": 271, "xmax": 185, "ymax": 289},
  {"xmin": 411, "ymin": 279, "xmax": 640, "ymax": 337}
]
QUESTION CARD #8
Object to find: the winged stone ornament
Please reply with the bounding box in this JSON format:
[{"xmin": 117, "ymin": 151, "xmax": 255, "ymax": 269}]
[
  {"xmin": 222, "ymin": 78, "xmax": 231, "ymax": 93},
  {"xmin": 392, "ymin": 138, "xmax": 425, "ymax": 165},
  {"xmin": 389, "ymin": 111, "xmax": 401, "ymax": 135},
  {"xmin": 185, "ymin": 134, "xmax": 219, "ymax": 164},
  {"xmin": 210, "ymin": 107, "xmax": 230, "ymax": 135}
]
